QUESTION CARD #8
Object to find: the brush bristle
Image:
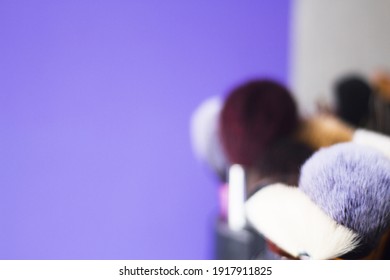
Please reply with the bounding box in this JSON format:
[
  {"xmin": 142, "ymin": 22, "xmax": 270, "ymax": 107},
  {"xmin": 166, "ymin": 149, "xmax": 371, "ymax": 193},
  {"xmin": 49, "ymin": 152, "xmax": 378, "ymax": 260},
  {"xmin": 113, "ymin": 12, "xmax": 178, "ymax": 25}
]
[
  {"xmin": 190, "ymin": 96, "xmax": 228, "ymax": 179},
  {"xmin": 371, "ymin": 70, "xmax": 390, "ymax": 102},
  {"xmin": 353, "ymin": 129, "xmax": 390, "ymax": 159},
  {"xmin": 299, "ymin": 143, "xmax": 390, "ymax": 250},
  {"xmin": 295, "ymin": 115, "xmax": 354, "ymax": 150},
  {"xmin": 246, "ymin": 184, "xmax": 360, "ymax": 259},
  {"xmin": 219, "ymin": 79, "xmax": 298, "ymax": 167},
  {"xmin": 334, "ymin": 75, "xmax": 371, "ymax": 127}
]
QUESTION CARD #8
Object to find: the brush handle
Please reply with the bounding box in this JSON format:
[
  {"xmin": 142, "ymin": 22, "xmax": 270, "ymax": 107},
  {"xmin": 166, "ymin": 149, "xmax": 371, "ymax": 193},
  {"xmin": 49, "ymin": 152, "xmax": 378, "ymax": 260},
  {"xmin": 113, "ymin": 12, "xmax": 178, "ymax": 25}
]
[{"xmin": 227, "ymin": 164, "xmax": 246, "ymax": 231}]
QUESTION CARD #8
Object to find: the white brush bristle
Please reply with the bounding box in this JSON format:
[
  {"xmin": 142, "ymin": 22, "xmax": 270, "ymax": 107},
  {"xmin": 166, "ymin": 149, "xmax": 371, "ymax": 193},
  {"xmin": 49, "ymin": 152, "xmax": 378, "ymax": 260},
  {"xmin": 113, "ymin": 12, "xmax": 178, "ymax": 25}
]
[
  {"xmin": 246, "ymin": 184, "xmax": 360, "ymax": 260},
  {"xmin": 353, "ymin": 129, "xmax": 390, "ymax": 159},
  {"xmin": 190, "ymin": 96, "xmax": 228, "ymax": 175}
]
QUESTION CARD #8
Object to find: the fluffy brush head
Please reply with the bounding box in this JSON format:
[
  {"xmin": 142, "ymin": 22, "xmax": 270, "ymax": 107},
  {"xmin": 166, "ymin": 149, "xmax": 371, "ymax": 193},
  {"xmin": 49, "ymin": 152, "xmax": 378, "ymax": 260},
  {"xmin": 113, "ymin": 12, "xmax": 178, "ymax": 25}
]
[
  {"xmin": 295, "ymin": 115, "xmax": 354, "ymax": 150},
  {"xmin": 190, "ymin": 96, "xmax": 228, "ymax": 180},
  {"xmin": 246, "ymin": 183, "xmax": 361, "ymax": 260},
  {"xmin": 219, "ymin": 79, "xmax": 298, "ymax": 167},
  {"xmin": 334, "ymin": 75, "xmax": 371, "ymax": 126},
  {"xmin": 372, "ymin": 70, "xmax": 390, "ymax": 102},
  {"xmin": 299, "ymin": 143, "xmax": 390, "ymax": 253}
]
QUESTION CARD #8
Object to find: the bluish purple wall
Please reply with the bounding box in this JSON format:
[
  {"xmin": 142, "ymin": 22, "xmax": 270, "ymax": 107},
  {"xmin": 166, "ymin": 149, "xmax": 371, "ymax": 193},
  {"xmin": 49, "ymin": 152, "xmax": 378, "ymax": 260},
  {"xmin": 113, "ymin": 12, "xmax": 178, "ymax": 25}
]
[{"xmin": 0, "ymin": 0, "xmax": 290, "ymax": 259}]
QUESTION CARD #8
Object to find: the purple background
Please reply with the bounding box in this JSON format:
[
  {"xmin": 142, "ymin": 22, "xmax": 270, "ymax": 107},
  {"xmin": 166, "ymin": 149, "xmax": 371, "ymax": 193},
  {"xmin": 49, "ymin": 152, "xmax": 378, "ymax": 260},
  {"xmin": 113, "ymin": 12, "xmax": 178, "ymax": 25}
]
[{"xmin": 0, "ymin": 0, "xmax": 290, "ymax": 259}]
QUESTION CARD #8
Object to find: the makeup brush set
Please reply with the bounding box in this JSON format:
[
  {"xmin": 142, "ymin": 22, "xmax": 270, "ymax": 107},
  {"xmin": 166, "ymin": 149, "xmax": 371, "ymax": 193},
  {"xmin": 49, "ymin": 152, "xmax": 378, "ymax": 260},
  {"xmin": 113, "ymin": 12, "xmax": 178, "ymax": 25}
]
[{"xmin": 190, "ymin": 77, "xmax": 390, "ymax": 260}]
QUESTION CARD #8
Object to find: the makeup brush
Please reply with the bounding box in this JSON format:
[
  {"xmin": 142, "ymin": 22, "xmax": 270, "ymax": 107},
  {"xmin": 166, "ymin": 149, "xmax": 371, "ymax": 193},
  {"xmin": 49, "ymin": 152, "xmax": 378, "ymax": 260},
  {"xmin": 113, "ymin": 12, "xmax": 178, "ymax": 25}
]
[
  {"xmin": 219, "ymin": 79, "xmax": 299, "ymax": 228},
  {"xmin": 215, "ymin": 163, "xmax": 265, "ymax": 259},
  {"xmin": 334, "ymin": 75, "xmax": 371, "ymax": 127},
  {"xmin": 246, "ymin": 143, "xmax": 390, "ymax": 259},
  {"xmin": 219, "ymin": 79, "xmax": 298, "ymax": 168},
  {"xmin": 215, "ymin": 79, "xmax": 298, "ymax": 259},
  {"xmin": 294, "ymin": 114, "xmax": 354, "ymax": 150},
  {"xmin": 371, "ymin": 70, "xmax": 390, "ymax": 102},
  {"xmin": 299, "ymin": 143, "xmax": 390, "ymax": 258},
  {"xmin": 246, "ymin": 182, "xmax": 360, "ymax": 260},
  {"xmin": 352, "ymin": 129, "xmax": 390, "ymax": 159},
  {"xmin": 190, "ymin": 96, "xmax": 232, "ymax": 227},
  {"xmin": 366, "ymin": 70, "xmax": 390, "ymax": 135},
  {"xmin": 190, "ymin": 96, "xmax": 229, "ymax": 181}
]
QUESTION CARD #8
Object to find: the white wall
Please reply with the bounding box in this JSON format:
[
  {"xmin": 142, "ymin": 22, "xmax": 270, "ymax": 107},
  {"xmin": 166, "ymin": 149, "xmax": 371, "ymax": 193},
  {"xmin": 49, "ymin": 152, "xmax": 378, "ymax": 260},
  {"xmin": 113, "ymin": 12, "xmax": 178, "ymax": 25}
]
[{"xmin": 291, "ymin": 0, "xmax": 390, "ymax": 115}]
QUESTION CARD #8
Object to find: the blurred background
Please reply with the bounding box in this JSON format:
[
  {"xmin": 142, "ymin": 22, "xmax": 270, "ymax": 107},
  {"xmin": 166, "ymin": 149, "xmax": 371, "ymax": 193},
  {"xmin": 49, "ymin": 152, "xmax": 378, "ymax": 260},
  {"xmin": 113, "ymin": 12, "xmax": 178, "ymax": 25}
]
[
  {"xmin": 0, "ymin": 0, "xmax": 289, "ymax": 259},
  {"xmin": 1, "ymin": 0, "xmax": 389, "ymax": 259}
]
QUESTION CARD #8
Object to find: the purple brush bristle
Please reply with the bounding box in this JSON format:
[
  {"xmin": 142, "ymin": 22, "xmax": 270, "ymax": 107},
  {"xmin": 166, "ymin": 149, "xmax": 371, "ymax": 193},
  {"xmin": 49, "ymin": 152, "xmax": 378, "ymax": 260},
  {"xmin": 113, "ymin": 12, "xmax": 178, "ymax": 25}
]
[{"xmin": 299, "ymin": 143, "xmax": 390, "ymax": 253}]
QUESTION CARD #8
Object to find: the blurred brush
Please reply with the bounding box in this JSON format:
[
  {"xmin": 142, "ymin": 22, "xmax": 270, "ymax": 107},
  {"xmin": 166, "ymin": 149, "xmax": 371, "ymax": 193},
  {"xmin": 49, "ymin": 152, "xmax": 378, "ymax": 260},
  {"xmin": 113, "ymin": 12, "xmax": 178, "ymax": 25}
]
[
  {"xmin": 247, "ymin": 143, "xmax": 390, "ymax": 259},
  {"xmin": 296, "ymin": 113, "xmax": 390, "ymax": 159},
  {"xmin": 190, "ymin": 96, "xmax": 229, "ymax": 181},
  {"xmin": 219, "ymin": 79, "xmax": 298, "ymax": 228},
  {"xmin": 366, "ymin": 70, "xmax": 390, "ymax": 135},
  {"xmin": 215, "ymin": 163, "xmax": 264, "ymax": 259},
  {"xmin": 352, "ymin": 129, "xmax": 390, "ymax": 159},
  {"xmin": 216, "ymin": 79, "xmax": 297, "ymax": 259},
  {"xmin": 295, "ymin": 114, "xmax": 354, "ymax": 150},
  {"xmin": 219, "ymin": 79, "xmax": 298, "ymax": 168},
  {"xmin": 334, "ymin": 74, "xmax": 371, "ymax": 127},
  {"xmin": 246, "ymin": 183, "xmax": 360, "ymax": 260},
  {"xmin": 371, "ymin": 70, "xmax": 390, "ymax": 102},
  {"xmin": 299, "ymin": 143, "xmax": 390, "ymax": 258}
]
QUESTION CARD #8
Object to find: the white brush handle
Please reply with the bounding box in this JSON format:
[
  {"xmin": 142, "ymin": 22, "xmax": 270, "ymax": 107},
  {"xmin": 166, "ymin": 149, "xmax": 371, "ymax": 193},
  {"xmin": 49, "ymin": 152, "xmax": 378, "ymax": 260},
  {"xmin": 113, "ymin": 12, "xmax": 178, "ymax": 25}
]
[{"xmin": 227, "ymin": 164, "xmax": 246, "ymax": 231}]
